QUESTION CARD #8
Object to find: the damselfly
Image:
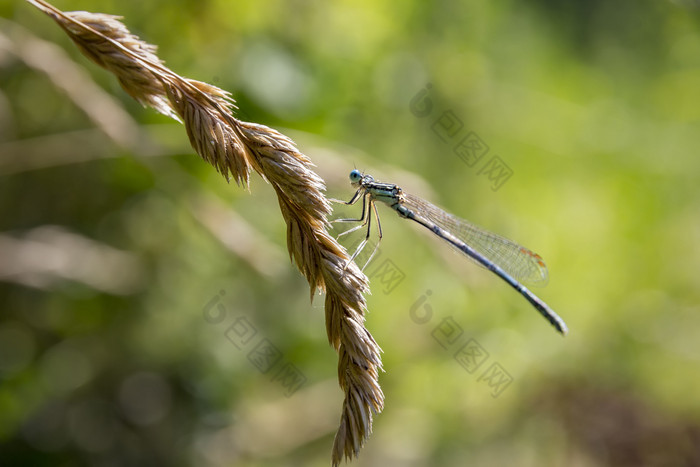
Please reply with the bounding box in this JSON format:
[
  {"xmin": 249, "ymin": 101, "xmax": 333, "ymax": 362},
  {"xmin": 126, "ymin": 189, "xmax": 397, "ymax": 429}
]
[{"xmin": 333, "ymin": 169, "xmax": 568, "ymax": 335}]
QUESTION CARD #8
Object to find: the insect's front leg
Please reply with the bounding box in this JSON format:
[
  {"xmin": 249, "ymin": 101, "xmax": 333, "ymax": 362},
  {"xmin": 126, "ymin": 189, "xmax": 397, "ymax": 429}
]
[
  {"xmin": 328, "ymin": 187, "xmax": 363, "ymax": 206},
  {"xmin": 335, "ymin": 193, "xmax": 370, "ymax": 238},
  {"xmin": 357, "ymin": 200, "xmax": 382, "ymax": 271},
  {"xmin": 346, "ymin": 199, "xmax": 375, "ymax": 270}
]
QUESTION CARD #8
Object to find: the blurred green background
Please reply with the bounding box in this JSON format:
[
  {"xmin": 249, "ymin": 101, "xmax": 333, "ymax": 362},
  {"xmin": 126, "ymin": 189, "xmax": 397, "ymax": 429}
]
[{"xmin": 2, "ymin": 0, "xmax": 700, "ymax": 465}]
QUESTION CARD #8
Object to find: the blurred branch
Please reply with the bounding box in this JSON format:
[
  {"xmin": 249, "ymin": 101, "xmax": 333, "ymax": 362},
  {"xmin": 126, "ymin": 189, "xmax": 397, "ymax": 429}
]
[
  {"xmin": 0, "ymin": 225, "xmax": 146, "ymax": 294},
  {"xmin": 0, "ymin": 124, "xmax": 289, "ymax": 278},
  {"xmin": 0, "ymin": 20, "xmax": 141, "ymax": 148},
  {"xmin": 0, "ymin": 128, "xmax": 157, "ymax": 175},
  {"xmin": 199, "ymin": 380, "xmax": 341, "ymax": 463},
  {"xmin": 188, "ymin": 192, "xmax": 286, "ymax": 279},
  {"xmin": 0, "ymin": 89, "xmax": 15, "ymax": 141}
]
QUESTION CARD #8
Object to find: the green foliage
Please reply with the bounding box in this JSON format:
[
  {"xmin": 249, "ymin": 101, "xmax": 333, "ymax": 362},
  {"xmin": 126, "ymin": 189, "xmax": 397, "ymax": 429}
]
[{"xmin": 2, "ymin": 0, "xmax": 700, "ymax": 465}]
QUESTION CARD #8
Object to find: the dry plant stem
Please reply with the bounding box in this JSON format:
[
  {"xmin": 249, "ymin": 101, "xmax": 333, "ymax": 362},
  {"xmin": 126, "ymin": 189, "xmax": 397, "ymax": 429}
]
[{"xmin": 25, "ymin": 0, "xmax": 384, "ymax": 464}]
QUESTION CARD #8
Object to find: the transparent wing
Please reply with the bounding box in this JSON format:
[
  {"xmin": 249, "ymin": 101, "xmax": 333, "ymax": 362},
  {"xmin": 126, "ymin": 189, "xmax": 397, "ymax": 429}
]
[{"xmin": 403, "ymin": 193, "xmax": 549, "ymax": 286}]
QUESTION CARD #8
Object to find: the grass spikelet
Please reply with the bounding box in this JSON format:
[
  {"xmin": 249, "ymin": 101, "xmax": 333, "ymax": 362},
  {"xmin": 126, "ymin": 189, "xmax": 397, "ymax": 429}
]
[{"xmin": 25, "ymin": 0, "xmax": 384, "ymax": 464}]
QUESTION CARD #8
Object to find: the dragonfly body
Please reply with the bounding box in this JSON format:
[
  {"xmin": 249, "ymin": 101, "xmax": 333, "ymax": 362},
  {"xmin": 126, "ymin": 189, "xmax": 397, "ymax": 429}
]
[{"xmin": 335, "ymin": 169, "xmax": 568, "ymax": 336}]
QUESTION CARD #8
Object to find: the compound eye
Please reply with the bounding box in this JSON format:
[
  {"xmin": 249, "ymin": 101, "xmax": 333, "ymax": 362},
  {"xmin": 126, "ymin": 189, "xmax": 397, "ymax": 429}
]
[{"xmin": 349, "ymin": 170, "xmax": 362, "ymax": 183}]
